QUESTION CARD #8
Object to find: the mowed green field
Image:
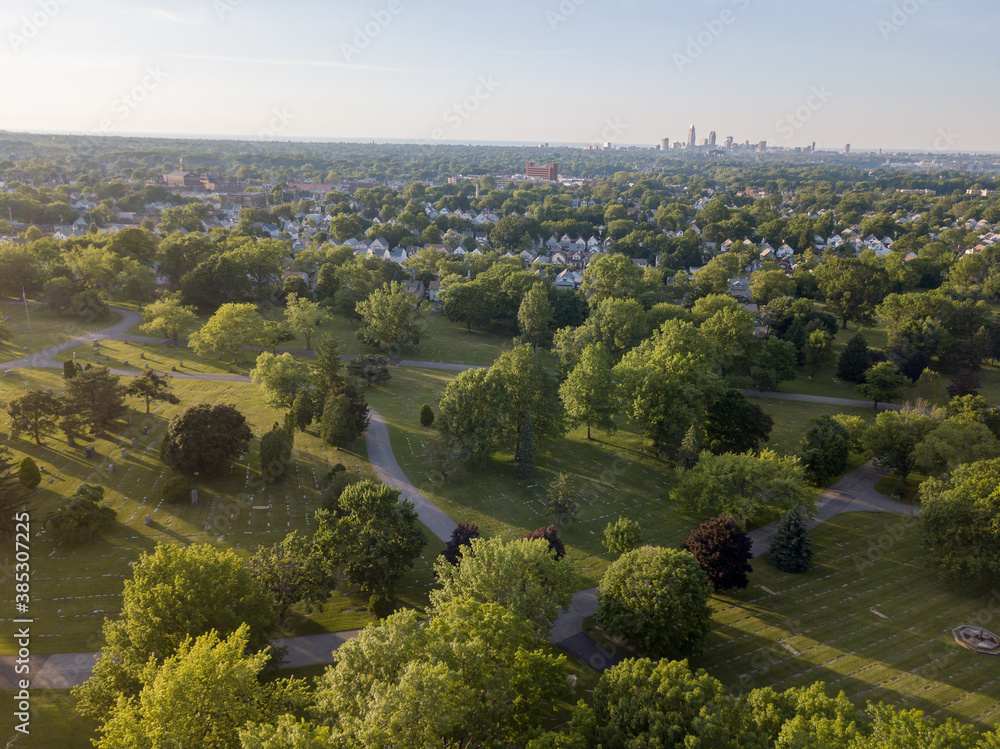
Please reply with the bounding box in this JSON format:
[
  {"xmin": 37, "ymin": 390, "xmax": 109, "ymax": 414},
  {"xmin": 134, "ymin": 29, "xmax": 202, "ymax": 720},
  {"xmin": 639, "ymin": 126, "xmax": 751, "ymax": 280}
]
[
  {"xmin": 0, "ymin": 304, "xmax": 123, "ymax": 361},
  {"xmin": 0, "ymin": 368, "xmax": 442, "ymax": 656},
  {"xmin": 691, "ymin": 514, "xmax": 1000, "ymax": 732}
]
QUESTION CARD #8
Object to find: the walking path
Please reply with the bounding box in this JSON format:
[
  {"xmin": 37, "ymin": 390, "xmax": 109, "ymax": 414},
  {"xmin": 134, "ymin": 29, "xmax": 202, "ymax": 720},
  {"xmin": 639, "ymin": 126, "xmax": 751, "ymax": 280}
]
[{"xmin": 0, "ymin": 307, "xmax": 925, "ymax": 686}]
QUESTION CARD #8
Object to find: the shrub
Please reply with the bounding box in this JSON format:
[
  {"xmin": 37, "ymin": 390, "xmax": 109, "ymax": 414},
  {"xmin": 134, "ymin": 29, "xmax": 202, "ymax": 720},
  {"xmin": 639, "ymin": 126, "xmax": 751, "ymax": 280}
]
[
  {"xmin": 162, "ymin": 475, "xmax": 191, "ymax": 505},
  {"xmin": 420, "ymin": 404, "xmax": 435, "ymax": 427},
  {"xmin": 18, "ymin": 457, "xmax": 41, "ymax": 489}
]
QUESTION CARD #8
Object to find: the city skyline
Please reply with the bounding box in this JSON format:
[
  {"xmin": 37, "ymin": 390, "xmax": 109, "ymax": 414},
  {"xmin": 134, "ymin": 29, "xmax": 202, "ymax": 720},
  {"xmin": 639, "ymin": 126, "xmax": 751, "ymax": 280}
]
[{"xmin": 2, "ymin": 0, "xmax": 999, "ymax": 151}]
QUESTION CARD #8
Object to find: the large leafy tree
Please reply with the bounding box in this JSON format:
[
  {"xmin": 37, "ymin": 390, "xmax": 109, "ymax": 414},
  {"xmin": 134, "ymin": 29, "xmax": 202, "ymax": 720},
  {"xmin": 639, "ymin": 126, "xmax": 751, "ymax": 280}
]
[
  {"xmin": 856, "ymin": 361, "xmax": 905, "ymax": 408},
  {"xmin": 314, "ymin": 480, "xmax": 426, "ymax": 599},
  {"xmin": 124, "ymin": 370, "xmax": 179, "ymax": 414},
  {"xmin": 45, "ymin": 483, "xmax": 115, "ymax": 546},
  {"xmin": 682, "ymin": 514, "xmax": 754, "ymax": 591},
  {"xmin": 560, "ymin": 342, "xmax": 617, "ymax": 440},
  {"xmin": 517, "ymin": 282, "xmax": 553, "ymax": 351},
  {"xmin": 703, "ymin": 390, "xmax": 773, "ymax": 455},
  {"xmin": 250, "ymin": 352, "xmax": 313, "ymax": 409},
  {"xmin": 437, "ymin": 367, "xmax": 503, "ymax": 464},
  {"xmin": 95, "ymin": 626, "xmax": 307, "ymax": 749},
  {"xmin": 7, "ymin": 389, "xmax": 63, "ymax": 445},
  {"xmin": 138, "ymin": 294, "xmax": 200, "ymax": 346},
  {"xmin": 62, "ymin": 366, "xmax": 127, "ymax": 434},
  {"xmin": 74, "ymin": 544, "xmax": 278, "ymax": 719},
  {"xmin": 312, "ymin": 599, "xmax": 568, "ymax": 748},
  {"xmin": 581, "ymin": 252, "xmax": 646, "ymax": 307},
  {"xmin": 920, "ymin": 458, "xmax": 1000, "ymax": 579},
  {"xmin": 160, "ymin": 403, "xmax": 253, "ymax": 477},
  {"xmin": 440, "ymin": 521, "xmax": 480, "ymax": 566},
  {"xmin": 356, "ymin": 281, "xmax": 419, "ymax": 359},
  {"xmin": 673, "ymin": 450, "xmax": 813, "ymax": 527},
  {"xmin": 913, "ymin": 419, "xmax": 1000, "ymax": 477},
  {"xmin": 250, "ymin": 531, "xmax": 333, "ymax": 627},
  {"xmin": 597, "ymin": 546, "xmax": 712, "ymax": 658},
  {"xmin": 430, "ymin": 536, "xmax": 577, "ymax": 638},
  {"xmin": 615, "ymin": 319, "xmax": 724, "ymax": 454},
  {"xmin": 814, "ymin": 256, "xmax": 889, "ymax": 328},
  {"xmin": 284, "ymin": 293, "xmax": 330, "ymax": 350},
  {"xmin": 862, "ymin": 408, "xmax": 937, "ymax": 482},
  {"xmin": 189, "ymin": 302, "xmax": 268, "ymax": 361},
  {"xmin": 798, "ymin": 414, "xmax": 851, "ymax": 485}
]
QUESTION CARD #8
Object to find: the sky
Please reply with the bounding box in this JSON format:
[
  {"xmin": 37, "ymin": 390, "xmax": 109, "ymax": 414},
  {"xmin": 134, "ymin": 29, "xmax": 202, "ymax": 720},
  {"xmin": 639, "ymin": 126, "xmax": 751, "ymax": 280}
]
[{"xmin": 2, "ymin": 0, "xmax": 998, "ymax": 151}]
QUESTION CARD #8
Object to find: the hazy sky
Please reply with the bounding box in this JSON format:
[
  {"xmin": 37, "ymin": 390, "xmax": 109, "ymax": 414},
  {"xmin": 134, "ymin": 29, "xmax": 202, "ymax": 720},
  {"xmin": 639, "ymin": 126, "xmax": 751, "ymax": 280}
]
[{"xmin": 3, "ymin": 0, "xmax": 997, "ymax": 151}]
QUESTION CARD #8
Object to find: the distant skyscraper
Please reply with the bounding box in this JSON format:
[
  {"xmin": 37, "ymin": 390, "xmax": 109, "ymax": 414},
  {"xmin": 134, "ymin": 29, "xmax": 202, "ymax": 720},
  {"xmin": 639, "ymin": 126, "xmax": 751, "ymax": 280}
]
[
  {"xmin": 709, "ymin": 131, "xmax": 717, "ymax": 147},
  {"xmin": 811, "ymin": 142, "xmax": 816, "ymax": 153},
  {"xmin": 845, "ymin": 144, "xmax": 851, "ymax": 154},
  {"xmin": 725, "ymin": 136, "xmax": 734, "ymax": 149},
  {"xmin": 688, "ymin": 124, "xmax": 696, "ymax": 147},
  {"xmin": 660, "ymin": 138, "xmax": 669, "ymax": 151}
]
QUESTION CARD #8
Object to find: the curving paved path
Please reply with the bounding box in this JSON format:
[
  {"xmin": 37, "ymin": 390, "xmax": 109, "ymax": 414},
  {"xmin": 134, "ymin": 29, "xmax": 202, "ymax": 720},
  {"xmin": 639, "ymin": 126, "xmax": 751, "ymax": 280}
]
[{"xmin": 0, "ymin": 306, "xmax": 926, "ymax": 685}]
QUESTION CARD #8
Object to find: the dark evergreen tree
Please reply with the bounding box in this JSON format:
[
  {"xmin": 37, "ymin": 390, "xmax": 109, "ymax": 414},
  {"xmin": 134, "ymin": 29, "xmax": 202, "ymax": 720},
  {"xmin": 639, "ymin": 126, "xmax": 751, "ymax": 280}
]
[
  {"xmin": 62, "ymin": 366, "xmax": 127, "ymax": 434},
  {"xmin": 290, "ymin": 391, "xmax": 315, "ymax": 433},
  {"xmin": 769, "ymin": 506, "xmax": 813, "ymax": 573},
  {"xmin": 441, "ymin": 522, "xmax": 481, "ymax": 566},
  {"xmin": 319, "ymin": 392, "xmax": 361, "ymax": 448},
  {"xmin": 420, "ymin": 404, "xmax": 435, "ymax": 427},
  {"xmin": 836, "ymin": 332, "xmax": 871, "ymax": 384},
  {"xmin": 524, "ymin": 525, "xmax": 566, "ymax": 561},
  {"xmin": 260, "ymin": 422, "xmax": 293, "ymax": 483},
  {"xmin": 703, "ymin": 391, "xmax": 773, "ymax": 455},
  {"xmin": 62, "ymin": 360, "xmax": 81, "ymax": 380},
  {"xmin": 798, "ymin": 414, "xmax": 850, "ymax": 485},
  {"xmin": 0, "ymin": 447, "xmax": 31, "ymax": 538},
  {"xmin": 347, "ymin": 355, "xmax": 391, "ymax": 387},
  {"xmin": 681, "ymin": 514, "xmax": 753, "ymax": 591},
  {"xmin": 514, "ymin": 411, "xmax": 536, "ymax": 478},
  {"xmin": 45, "ymin": 484, "xmax": 116, "ymax": 546}
]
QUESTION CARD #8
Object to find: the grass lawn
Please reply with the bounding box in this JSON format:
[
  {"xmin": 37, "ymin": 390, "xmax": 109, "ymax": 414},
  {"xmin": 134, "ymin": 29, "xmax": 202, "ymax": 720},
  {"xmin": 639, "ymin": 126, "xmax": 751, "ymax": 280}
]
[
  {"xmin": 0, "ymin": 689, "xmax": 97, "ymax": 748},
  {"xmin": 60, "ymin": 338, "xmax": 252, "ymax": 378},
  {"xmin": 748, "ymin": 398, "xmax": 874, "ymax": 456},
  {"xmin": 690, "ymin": 514, "xmax": 1000, "ymax": 731},
  {"xmin": 0, "ymin": 304, "xmax": 123, "ymax": 362},
  {"xmin": 0, "ymin": 369, "xmax": 440, "ymax": 656}
]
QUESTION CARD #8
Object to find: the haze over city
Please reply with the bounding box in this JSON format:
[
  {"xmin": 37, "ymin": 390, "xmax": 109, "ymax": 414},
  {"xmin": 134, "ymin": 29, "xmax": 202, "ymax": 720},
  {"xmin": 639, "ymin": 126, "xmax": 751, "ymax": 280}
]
[{"xmin": 3, "ymin": 0, "xmax": 998, "ymax": 151}]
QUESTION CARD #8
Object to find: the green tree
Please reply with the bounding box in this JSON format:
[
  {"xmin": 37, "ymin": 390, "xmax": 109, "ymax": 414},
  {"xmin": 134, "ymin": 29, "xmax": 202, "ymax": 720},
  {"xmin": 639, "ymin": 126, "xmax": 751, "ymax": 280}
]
[
  {"xmin": 95, "ymin": 626, "xmax": 307, "ymax": 749},
  {"xmin": 751, "ymin": 268, "xmax": 797, "ymax": 306},
  {"xmin": 799, "ymin": 414, "xmax": 851, "ymax": 485},
  {"xmin": 346, "ymin": 354, "xmax": 391, "ymax": 387},
  {"xmin": 517, "ymin": 282, "xmax": 553, "ymax": 350},
  {"xmin": 920, "ymin": 458, "xmax": 1000, "ymax": 579},
  {"xmin": 284, "ymin": 293, "xmax": 329, "ymax": 350},
  {"xmin": 863, "ymin": 408, "xmax": 937, "ymax": 482},
  {"xmin": 124, "ymin": 370, "xmax": 179, "ymax": 414},
  {"xmin": 437, "ymin": 368, "xmax": 503, "ymax": 464},
  {"xmin": 250, "ymin": 352, "xmax": 312, "ymax": 409},
  {"xmin": 597, "ymin": 546, "xmax": 712, "ymax": 658},
  {"xmin": 314, "ymin": 480, "xmax": 426, "ymax": 599},
  {"xmin": 682, "ymin": 514, "xmax": 753, "ymax": 591},
  {"xmin": 560, "ymin": 343, "xmax": 617, "ymax": 440},
  {"xmin": 18, "ymin": 456, "xmax": 41, "ymax": 489},
  {"xmin": 581, "ymin": 253, "xmax": 645, "ymax": 307},
  {"xmin": 674, "ymin": 450, "xmax": 813, "ymax": 526},
  {"xmin": 289, "ymin": 391, "xmax": 315, "ymax": 433},
  {"xmin": 441, "ymin": 522, "xmax": 480, "ymax": 566},
  {"xmin": 703, "ymin": 390, "xmax": 773, "ymax": 455},
  {"xmin": 814, "ymin": 257, "xmax": 889, "ymax": 328},
  {"xmin": 769, "ymin": 506, "xmax": 813, "ymax": 573},
  {"xmin": 312, "ymin": 598, "xmax": 568, "ymax": 748},
  {"xmin": 856, "ymin": 361, "xmax": 905, "ymax": 408},
  {"xmin": 591, "ymin": 659, "xmax": 748, "ymax": 749},
  {"xmin": 837, "ymin": 332, "xmax": 874, "ymax": 384},
  {"xmin": 0, "ymin": 447, "xmax": 30, "ymax": 539},
  {"xmin": 514, "ymin": 410, "xmax": 537, "ymax": 478},
  {"xmin": 419, "ymin": 404, "xmax": 435, "ymax": 427},
  {"xmin": 356, "ymin": 281, "xmax": 419, "ymax": 359},
  {"xmin": 189, "ymin": 303, "xmax": 268, "ymax": 362},
  {"xmin": 45, "ymin": 483, "xmax": 115, "ymax": 546},
  {"xmin": 260, "ymin": 422, "xmax": 293, "ymax": 483},
  {"xmin": 43, "ymin": 276, "xmax": 76, "ymax": 317},
  {"xmin": 7, "ymin": 389, "xmax": 63, "ymax": 445},
  {"xmin": 139, "ymin": 294, "xmax": 200, "ymax": 346},
  {"xmin": 75, "ymin": 544, "xmax": 278, "ymax": 719},
  {"xmin": 430, "ymin": 536, "xmax": 577, "ymax": 638},
  {"xmin": 250, "ymin": 531, "xmax": 332, "ymax": 627},
  {"xmin": 615, "ymin": 320, "xmax": 723, "ymax": 454},
  {"xmin": 604, "ymin": 516, "xmax": 642, "ymax": 556},
  {"xmin": 914, "ymin": 419, "xmax": 1000, "ymax": 477},
  {"xmin": 804, "ymin": 329, "xmax": 833, "ymax": 377},
  {"xmin": 318, "ymin": 391, "xmax": 361, "ymax": 448},
  {"xmin": 161, "ymin": 403, "xmax": 253, "ymax": 477},
  {"xmin": 545, "ymin": 473, "xmax": 579, "ymax": 531},
  {"xmin": 161, "ymin": 475, "xmax": 190, "ymax": 505},
  {"xmin": 62, "ymin": 366, "xmax": 127, "ymax": 434}
]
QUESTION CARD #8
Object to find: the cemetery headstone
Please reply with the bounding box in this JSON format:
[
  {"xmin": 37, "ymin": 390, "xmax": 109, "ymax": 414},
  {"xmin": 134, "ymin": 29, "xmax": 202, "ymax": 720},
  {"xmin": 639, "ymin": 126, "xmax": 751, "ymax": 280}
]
[
  {"xmin": 131, "ymin": 437, "xmax": 139, "ymax": 448},
  {"xmin": 145, "ymin": 514, "xmax": 152, "ymax": 527},
  {"xmin": 190, "ymin": 489, "xmax": 199, "ymax": 507},
  {"xmin": 85, "ymin": 446, "xmax": 96, "ymax": 459}
]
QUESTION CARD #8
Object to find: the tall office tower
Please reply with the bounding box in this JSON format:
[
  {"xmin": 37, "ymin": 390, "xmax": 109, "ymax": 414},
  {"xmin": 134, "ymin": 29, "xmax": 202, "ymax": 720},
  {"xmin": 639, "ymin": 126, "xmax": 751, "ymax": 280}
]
[
  {"xmin": 811, "ymin": 142, "xmax": 816, "ymax": 153},
  {"xmin": 709, "ymin": 131, "xmax": 717, "ymax": 147},
  {"xmin": 725, "ymin": 136, "xmax": 734, "ymax": 149},
  {"xmin": 660, "ymin": 138, "xmax": 669, "ymax": 151},
  {"xmin": 845, "ymin": 144, "xmax": 851, "ymax": 154},
  {"xmin": 688, "ymin": 124, "xmax": 696, "ymax": 147}
]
